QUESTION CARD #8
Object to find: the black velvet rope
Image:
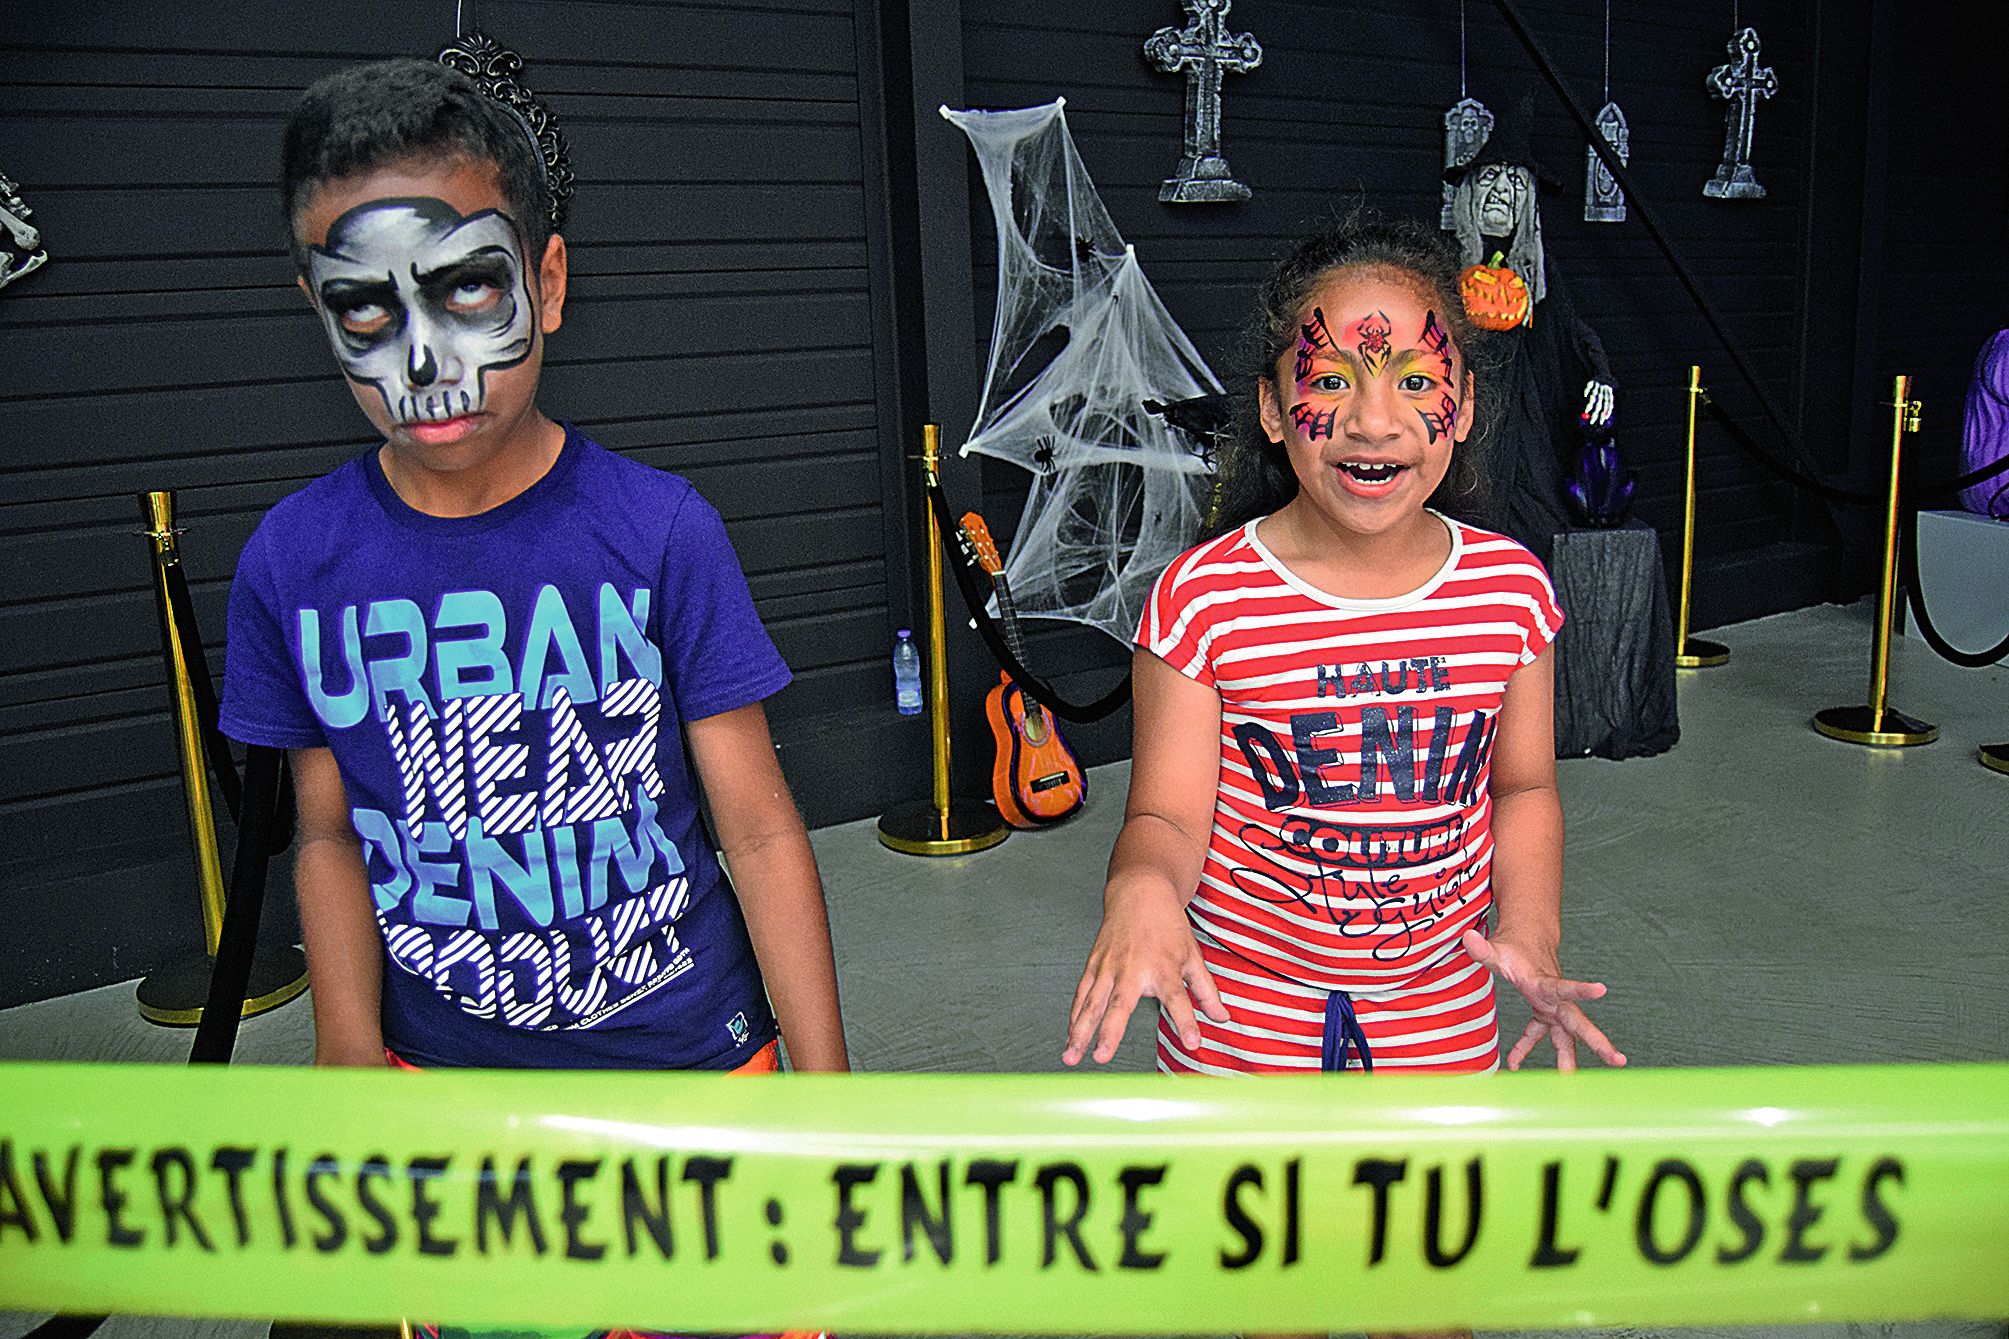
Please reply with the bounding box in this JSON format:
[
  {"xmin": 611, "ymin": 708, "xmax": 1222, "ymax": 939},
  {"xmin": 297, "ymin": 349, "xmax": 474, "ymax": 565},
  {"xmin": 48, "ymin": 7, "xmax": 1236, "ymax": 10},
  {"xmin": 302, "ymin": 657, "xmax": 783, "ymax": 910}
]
[
  {"xmin": 163, "ymin": 559, "xmax": 243, "ymax": 819},
  {"xmin": 19, "ymin": 1318, "xmax": 108, "ymax": 1339},
  {"xmin": 1911, "ymin": 445, "xmax": 2009, "ymax": 504},
  {"xmin": 1699, "ymin": 397, "xmax": 1876, "ymax": 505},
  {"xmin": 189, "ymin": 744, "xmax": 285, "ymax": 1065},
  {"xmin": 19, "ymin": 629, "xmax": 302, "ymax": 1339},
  {"xmin": 1692, "ymin": 400, "xmax": 2009, "ymax": 667},
  {"xmin": 19, "ymin": 748, "xmax": 285, "ymax": 1338},
  {"xmin": 923, "ymin": 476, "xmax": 1133, "ymax": 724},
  {"xmin": 165, "ymin": 560, "xmax": 296, "ymax": 854}
]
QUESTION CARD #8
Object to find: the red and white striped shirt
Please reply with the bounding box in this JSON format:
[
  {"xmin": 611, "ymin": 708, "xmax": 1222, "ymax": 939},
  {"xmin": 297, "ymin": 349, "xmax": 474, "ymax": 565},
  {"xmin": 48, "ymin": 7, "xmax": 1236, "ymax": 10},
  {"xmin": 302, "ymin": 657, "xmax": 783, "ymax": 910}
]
[{"xmin": 1138, "ymin": 514, "xmax": 1561, "ymax": 1070}]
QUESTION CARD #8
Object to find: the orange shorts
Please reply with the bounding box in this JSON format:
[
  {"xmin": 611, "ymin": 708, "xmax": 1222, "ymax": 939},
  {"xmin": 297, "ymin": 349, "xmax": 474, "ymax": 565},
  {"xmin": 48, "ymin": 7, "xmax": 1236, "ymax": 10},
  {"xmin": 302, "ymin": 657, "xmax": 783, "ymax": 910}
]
[
  {"xmin": 387, "ymin": 1041, "xmax": 813, "ymax": 1339},
  {"xmin": 384, "ymin": 1039, "xmax": 782, "ymax": 1074}
]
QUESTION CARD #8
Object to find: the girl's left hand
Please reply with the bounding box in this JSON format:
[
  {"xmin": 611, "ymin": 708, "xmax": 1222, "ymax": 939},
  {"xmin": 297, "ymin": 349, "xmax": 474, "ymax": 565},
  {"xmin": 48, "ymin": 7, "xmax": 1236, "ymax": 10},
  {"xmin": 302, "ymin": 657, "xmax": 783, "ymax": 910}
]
[{"xmin": 1462, "ymin": 927, "xmax": 1627, "ymax": 1072}]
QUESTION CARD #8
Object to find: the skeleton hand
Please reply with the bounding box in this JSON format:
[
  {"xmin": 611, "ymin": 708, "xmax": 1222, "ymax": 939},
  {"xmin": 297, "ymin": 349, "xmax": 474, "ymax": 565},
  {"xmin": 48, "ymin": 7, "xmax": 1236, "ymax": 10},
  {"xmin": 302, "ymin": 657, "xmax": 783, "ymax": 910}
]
[{"xmin": 1581, "ymin": 380, "xmax": 1615, "ymax": 428}]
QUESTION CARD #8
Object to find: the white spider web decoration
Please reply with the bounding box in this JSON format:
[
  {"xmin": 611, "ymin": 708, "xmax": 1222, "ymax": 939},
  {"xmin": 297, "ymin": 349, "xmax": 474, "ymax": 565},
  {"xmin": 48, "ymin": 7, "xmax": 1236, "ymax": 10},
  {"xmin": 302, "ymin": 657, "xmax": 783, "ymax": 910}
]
[{"xmin": 942, "ymin": 99, "xmax": 1221, "ymax": 646}]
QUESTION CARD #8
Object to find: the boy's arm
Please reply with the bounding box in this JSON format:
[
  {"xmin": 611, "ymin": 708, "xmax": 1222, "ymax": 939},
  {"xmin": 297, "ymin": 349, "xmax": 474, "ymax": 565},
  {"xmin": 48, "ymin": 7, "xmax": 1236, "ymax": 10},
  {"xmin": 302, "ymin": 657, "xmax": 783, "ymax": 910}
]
[
  {"xmin": 1463, "ymin": 647, "xmax": 1625, "ymax": 1070},
  {"xmin": 685, "ymin": 702, "xmax": 849, "ymax": 1073},
  {"xmin": 290, "ymin": 746, "xmax": 388, "ymax": 1067}
]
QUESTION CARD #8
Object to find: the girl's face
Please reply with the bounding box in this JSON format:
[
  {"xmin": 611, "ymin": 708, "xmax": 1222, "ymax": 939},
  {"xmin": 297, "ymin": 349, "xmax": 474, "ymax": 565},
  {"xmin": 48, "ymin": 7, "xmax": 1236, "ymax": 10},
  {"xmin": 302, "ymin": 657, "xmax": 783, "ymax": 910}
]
[{"xmin": 1258, "ymin": 268, "xmax": 1474, "ymax": 539}]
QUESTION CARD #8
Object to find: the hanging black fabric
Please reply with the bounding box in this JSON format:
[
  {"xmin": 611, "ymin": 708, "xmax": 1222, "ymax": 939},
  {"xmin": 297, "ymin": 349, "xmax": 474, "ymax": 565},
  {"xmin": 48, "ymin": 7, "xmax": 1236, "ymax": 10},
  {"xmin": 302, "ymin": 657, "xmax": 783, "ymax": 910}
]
[{"xmin": 924, "ymin": 477, "xmax": 1133, "ymax": 724}]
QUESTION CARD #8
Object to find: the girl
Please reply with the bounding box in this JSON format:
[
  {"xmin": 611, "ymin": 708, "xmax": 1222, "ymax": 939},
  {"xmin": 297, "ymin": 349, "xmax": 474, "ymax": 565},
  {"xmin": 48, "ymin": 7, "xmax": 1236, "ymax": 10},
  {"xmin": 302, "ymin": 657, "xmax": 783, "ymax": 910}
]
[{"xmin": 1062, "ymin": 215, "xmax": 1623, "ymax": 1077}]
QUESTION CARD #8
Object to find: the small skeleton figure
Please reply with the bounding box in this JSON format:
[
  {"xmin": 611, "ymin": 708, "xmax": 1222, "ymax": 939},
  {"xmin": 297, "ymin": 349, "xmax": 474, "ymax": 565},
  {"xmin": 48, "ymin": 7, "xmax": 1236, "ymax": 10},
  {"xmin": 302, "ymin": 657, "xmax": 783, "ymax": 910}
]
[{"xmin": 0, "ymin": 170, "xmax": 49, "ymax": 292}]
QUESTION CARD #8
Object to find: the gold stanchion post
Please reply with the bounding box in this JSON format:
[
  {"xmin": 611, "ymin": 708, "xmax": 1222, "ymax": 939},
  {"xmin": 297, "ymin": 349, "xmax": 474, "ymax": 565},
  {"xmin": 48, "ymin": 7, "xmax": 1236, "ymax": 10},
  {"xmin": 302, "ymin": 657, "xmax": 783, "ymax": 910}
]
[
  {"xmin": 135, "ymin": 490, "xmax": 309, "ymax": 1025},
  {"xmin": 1812, "ymin": 378, "xmax": 1939, "ymax": 748},
  {"xmin": 1675, "ymin": 364, "xmax": 1729, "ymax": 668},
  {"xmin": 877, "ymin": 426, "xmax": 1010, "ymax": 857}
]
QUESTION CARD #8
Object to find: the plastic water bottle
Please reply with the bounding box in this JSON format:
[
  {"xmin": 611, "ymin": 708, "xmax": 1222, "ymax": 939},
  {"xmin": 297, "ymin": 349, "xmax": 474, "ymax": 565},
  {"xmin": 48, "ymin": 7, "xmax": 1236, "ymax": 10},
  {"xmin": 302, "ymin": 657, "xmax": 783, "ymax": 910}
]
[{"xmin": 893, "ymin": 629, "xmax": 923, "ymax": 715}]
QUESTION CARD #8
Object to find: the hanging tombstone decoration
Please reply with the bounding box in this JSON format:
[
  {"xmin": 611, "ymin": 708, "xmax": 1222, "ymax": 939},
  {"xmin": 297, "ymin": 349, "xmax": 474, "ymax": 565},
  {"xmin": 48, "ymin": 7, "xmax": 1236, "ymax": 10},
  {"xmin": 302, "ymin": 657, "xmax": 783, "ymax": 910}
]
[
  {"xmin": 1703, "ymin": 26, "xmax": 1777, "ymax": 200},
  {"xmin": 0, "ymin": 169, "xmax": 49, "ymax": 292},
  {"xmin": 1585, "ymin": 101, "xmax": 1629, "ymax": 223},
  {"xmin": 1442, "ymin": 98, "xmax": 1495, "ymax": 230},
  {"xmin": 1440, "ymin": 2, "xmax": 1492, "ymax": 231},
  {"xmin": 437, "ymin": 29, "xmax": 575, "ymax": 234},
  {"xmin": 1583, "ymin": 0, "xmax": 1627, "ymax": 224},
  {"xmin": 1143, "ymin": 0, "xmax": 1262, "ymax": 203}
]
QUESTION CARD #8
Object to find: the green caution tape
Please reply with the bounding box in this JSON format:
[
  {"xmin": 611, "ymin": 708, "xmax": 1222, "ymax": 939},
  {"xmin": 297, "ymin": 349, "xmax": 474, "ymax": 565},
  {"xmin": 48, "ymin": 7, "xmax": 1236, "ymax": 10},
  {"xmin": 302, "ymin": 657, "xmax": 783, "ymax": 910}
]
[{"xmin": 3, "ymin": 1063, "xmax": 2006, "ymax": 1333}]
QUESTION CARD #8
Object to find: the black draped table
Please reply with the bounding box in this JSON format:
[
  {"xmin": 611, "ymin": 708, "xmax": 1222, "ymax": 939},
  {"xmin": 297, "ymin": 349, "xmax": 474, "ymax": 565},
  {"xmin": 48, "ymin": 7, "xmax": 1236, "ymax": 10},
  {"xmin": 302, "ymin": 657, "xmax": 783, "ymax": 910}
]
[{"xmin": 1549, "ymin": 521, "xmax": 1679, "ymax": 760}]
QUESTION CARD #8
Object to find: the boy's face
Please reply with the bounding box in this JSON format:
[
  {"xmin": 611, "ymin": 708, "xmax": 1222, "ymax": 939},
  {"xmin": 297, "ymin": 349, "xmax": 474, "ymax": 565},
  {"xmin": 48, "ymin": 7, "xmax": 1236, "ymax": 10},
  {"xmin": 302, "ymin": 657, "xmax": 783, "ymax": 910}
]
[{"xmin": 294, "ymin": 157, "xmax": 564, "ymax": 467}]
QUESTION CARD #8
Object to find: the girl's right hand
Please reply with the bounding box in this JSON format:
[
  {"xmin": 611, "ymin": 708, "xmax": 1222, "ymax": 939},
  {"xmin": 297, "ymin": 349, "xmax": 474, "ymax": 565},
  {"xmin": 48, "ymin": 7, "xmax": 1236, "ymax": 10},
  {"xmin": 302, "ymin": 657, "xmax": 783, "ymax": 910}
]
[{"xmin": 1062, "ymin": 882, "xmax": 1231, "ymax": 1066}]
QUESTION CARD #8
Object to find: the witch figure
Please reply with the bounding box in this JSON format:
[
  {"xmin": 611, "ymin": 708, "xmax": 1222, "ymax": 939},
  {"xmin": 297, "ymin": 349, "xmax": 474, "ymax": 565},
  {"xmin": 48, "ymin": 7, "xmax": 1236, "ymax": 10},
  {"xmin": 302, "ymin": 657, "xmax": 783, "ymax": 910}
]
[{"xmin": 1445, "ymin": 95, "xmax": 1630, "ymax": 565}]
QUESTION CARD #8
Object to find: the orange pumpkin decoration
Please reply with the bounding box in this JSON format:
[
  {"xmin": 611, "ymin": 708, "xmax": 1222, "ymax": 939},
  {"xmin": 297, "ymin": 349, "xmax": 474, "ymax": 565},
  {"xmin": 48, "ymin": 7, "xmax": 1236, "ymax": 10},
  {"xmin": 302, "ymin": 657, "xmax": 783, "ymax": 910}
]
[{"xmin": 1460, "ymin": 257, "xmax": 1531, "ymax": 331}]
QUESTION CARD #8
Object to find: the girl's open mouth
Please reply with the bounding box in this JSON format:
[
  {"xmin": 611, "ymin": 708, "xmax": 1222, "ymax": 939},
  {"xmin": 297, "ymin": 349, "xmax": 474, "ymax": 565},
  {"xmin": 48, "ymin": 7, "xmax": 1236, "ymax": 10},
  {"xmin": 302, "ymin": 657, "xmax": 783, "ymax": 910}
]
[{"xmin": 1339, "ymin": 460, "xmax": 1405, "ymax": 484}]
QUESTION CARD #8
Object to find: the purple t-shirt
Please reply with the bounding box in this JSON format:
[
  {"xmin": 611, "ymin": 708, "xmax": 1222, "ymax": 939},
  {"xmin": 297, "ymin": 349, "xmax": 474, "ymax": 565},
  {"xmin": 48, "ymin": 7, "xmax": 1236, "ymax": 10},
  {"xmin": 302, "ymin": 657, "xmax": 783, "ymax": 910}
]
[{"xmin": 220, "ymin": 426, "xmax": 787, "ymax": 1069}]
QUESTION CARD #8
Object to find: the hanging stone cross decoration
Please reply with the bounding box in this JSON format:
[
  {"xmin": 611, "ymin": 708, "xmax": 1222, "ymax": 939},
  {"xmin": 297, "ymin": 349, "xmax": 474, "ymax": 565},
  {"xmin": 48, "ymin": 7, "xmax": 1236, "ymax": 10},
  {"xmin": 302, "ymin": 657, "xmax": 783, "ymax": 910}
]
[
  {"xmin": 1440, "ymin": 97, "xmax": 1494, "ymax": 230},
  {"xmin": 1703, "ymin": 26, "xmax": 1777, "ymax": 200},
  {"xmin": 1144, "ymin": 0, "xmax": 1262, "ymax": 203},
  {"xmin": 1584, "ymin": 100, "xmax": 1629, "ymax": 223}
]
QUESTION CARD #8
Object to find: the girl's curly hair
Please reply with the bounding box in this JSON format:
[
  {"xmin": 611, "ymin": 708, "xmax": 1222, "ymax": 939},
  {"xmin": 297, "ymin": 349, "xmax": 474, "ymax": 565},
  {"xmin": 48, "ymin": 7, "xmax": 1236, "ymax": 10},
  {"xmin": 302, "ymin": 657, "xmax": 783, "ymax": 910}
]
[{"xmin": 1205, "ymin": 208, "xmax": 1498, "ymax": 540}]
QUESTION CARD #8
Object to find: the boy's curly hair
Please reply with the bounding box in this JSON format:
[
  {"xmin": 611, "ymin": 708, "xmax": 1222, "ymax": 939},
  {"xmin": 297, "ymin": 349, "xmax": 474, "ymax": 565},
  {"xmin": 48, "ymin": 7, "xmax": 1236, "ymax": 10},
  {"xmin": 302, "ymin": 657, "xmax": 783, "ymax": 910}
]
[
  {"xmin": 1206, "ymin": 209, "xmax": 1497, "ymax": 540},
  {"xmin": 281, "ymin": 57, "xmax": 552, "ymax": 270}
]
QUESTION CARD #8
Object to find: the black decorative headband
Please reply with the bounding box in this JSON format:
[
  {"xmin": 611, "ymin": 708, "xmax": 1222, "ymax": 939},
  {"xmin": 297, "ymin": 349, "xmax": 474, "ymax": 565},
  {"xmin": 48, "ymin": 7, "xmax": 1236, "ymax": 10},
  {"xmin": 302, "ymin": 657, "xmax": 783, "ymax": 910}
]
[{"xmin": 437, "ymin": 29, "xmax": 575, "ymax": 235}]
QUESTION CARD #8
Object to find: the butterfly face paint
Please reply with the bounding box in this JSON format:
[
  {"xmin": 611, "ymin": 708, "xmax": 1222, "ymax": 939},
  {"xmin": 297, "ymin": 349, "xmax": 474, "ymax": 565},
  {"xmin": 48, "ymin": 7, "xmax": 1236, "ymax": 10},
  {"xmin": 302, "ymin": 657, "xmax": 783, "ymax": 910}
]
[
  {"xmin": 1354, "ymin": 310, "xmax": 1393, "ymax": 376},
  {"xmin": 1295, "ymin": 306, "xmax": 1338, "ymax": 382},
  {"xmin": 1418, "ymin": 391, "xmax": 1460, "ymax": 444},
  {"xmin": 306, "ymin": 197, "xmax": 535, "ymax": 426},
  {"xmin": 1291, "ymin": 401, "xmax": 1338, "ymax": 440},
  {"xmin": 1413, "ymin": 310, "xmax": 1462, "ymax": 444},
  {"xmin": 1421, "ymin": 310, "xmax": 1454, "ymax": 381},
  {"xmin": 1284, "ymin": 300, "xmax": 1465, "ymax": 450},
  {"xmin": 1269, "ymin": 277, "xmax": 1469, "ymax": 530}
]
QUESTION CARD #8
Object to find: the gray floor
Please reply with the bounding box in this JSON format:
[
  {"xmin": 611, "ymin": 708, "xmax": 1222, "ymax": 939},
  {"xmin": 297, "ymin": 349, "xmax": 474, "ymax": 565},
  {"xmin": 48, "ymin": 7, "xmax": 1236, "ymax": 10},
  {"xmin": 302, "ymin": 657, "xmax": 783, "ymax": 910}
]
[{"xmin": 4, "ymin": 600, "xmax": 2006, "ymax": 1339}]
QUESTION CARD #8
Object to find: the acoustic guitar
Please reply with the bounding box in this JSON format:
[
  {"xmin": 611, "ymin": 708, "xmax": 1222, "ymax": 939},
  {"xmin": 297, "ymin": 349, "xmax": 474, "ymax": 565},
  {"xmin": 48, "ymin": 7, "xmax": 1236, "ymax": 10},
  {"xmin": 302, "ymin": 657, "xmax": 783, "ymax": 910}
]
[{"xmin": 956, "ymin": 512, "xmax": 1087, "ymax": 827}]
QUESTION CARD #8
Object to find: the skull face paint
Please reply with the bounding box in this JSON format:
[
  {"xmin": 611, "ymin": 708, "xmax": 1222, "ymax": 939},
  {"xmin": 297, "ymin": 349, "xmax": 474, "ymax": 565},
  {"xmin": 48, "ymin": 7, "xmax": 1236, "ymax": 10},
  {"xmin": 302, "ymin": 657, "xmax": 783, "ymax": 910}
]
[{"xmin": 307, "ymin": 198, "xmax": 535, "ymax": 426}]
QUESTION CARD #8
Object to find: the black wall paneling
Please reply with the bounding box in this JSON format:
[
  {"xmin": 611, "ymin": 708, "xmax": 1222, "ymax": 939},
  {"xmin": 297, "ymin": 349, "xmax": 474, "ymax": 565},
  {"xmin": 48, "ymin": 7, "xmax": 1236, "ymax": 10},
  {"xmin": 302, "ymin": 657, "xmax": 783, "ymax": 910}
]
[
  {"xmin": 1866, "ymin": 5, "xmax": 2009, "ymax": 490},
  {"xmin": 957, "ymin": 0, "xmax": 1836, "ymax": 651},
  {"xmin": 0, "ymin": 0, "xmax": 923, "ymax": 1006}
]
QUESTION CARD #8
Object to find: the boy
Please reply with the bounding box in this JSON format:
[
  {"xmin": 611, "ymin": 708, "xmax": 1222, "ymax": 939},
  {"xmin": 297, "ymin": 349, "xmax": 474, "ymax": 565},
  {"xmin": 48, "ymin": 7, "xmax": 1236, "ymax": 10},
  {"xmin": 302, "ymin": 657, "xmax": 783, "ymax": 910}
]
[{"xmin": 221, "ymin": 58, "xmax": 847, "ymax": 1077}]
